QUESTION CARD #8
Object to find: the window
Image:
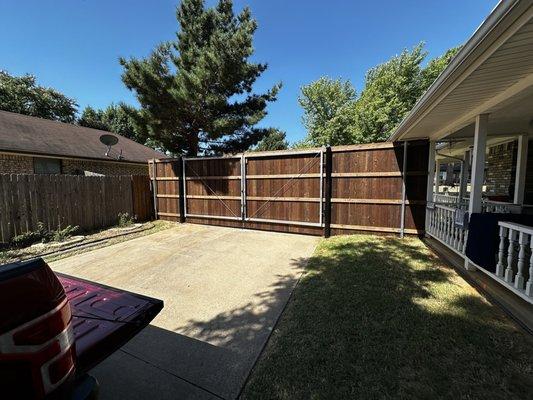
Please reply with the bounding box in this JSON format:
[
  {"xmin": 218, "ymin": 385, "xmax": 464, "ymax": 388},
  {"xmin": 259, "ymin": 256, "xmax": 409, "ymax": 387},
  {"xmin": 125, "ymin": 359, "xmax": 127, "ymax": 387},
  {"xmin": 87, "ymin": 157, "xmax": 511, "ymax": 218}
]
[{"xmin": 33, "ymin": 157, "xmax": 61, "ymax": 174}]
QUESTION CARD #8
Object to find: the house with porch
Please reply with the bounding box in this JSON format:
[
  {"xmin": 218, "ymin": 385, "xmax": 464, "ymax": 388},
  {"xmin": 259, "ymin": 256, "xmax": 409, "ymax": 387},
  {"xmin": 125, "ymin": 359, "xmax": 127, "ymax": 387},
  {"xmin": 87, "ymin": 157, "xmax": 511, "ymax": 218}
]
[{"xmin": 390, "ymin": 0, "xmax": 533, "ymax": 314}]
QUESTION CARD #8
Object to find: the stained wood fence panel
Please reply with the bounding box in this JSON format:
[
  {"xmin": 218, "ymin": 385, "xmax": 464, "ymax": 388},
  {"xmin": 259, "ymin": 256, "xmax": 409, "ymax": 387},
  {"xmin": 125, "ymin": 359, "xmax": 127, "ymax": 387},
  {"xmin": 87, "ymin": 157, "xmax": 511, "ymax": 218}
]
[
  {"xmin": 150, "ymin": 140, "xmax": 428, "ymax": 237},
  {"xmin": 0, "ymin": 174, "xmax": 153, "ymax": 243},
  {"xmin": 330, "ymin": 141, "xmax": 428, "ymax": 235}
]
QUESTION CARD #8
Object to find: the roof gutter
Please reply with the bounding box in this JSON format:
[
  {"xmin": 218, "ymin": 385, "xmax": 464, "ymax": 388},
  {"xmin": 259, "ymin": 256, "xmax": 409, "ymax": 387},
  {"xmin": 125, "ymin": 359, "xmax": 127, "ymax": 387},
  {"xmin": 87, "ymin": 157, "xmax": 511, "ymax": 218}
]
[{"xmin": 388, "ymin": 0, "xmax": 521, "ymax": 142}]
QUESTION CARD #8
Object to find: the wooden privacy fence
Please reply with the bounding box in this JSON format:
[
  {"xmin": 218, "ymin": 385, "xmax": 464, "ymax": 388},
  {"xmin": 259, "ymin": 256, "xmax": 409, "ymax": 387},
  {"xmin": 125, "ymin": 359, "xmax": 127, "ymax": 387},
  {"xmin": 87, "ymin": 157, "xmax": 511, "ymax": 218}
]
[
  {"xmin": 0, "ymin": 174, "xmax": 153, "ymax": 243},
  {"xmin": 149, "ymin": 140, "xmax": 429, "ymax": 237}
]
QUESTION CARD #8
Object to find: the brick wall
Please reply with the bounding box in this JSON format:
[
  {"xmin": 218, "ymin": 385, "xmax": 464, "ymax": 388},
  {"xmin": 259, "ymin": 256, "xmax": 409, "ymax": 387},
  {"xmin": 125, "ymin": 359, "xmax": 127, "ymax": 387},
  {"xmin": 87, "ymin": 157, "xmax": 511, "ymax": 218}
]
[
  {"xmin": 0, "ymin": 153, "xmax": 148, "ymax": 176},
  {"xmin": 0, "ymin": 153, "xmax": 34, "ymax": 174},
  {"xmin": 485, "ymin": 141, "xmax": 517, "ymax": 200},
  {"xmin": 62, "ymin": 159, "xmax": 148, "ymax": 176}
]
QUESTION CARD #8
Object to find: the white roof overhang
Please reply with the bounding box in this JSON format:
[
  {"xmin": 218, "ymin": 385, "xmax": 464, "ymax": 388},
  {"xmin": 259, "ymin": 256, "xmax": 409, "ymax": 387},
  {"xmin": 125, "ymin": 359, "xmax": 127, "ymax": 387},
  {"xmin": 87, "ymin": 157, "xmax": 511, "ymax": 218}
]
[{"xmin": 389, "ymin": 0, "xmax": 533, "ymax": 142}]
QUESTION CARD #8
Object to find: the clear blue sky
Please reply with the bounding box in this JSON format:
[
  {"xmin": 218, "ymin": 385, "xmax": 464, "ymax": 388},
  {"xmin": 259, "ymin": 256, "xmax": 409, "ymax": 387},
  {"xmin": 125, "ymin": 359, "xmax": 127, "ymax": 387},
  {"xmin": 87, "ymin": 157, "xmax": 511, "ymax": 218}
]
[{"xmin": 0, "ymin": 0, "xmax": 497, "ymax": 143}]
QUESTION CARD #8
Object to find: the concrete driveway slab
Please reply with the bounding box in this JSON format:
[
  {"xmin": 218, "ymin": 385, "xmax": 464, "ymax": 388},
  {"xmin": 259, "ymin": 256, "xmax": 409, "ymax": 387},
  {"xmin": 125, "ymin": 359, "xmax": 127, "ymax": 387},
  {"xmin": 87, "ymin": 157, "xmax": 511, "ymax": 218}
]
[{"xmin": 51, "ymin": 224, "xmax": 319, "ymax": 400}]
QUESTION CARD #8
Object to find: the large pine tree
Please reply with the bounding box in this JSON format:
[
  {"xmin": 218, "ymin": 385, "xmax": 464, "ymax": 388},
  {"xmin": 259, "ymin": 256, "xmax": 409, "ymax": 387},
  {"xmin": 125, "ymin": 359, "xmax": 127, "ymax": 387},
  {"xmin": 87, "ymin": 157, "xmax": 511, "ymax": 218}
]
[{"xmin": 120, "ymin": 0, "xmax": 280, "ymax": 156}]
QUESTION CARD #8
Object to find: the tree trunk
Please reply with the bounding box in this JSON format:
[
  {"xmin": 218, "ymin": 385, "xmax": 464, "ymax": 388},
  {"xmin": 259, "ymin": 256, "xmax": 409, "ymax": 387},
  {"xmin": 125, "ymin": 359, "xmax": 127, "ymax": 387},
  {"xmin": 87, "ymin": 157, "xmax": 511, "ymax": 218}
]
[{"xmin": 187, "ymin": 133, "xmax": 200, "ymax": 156}]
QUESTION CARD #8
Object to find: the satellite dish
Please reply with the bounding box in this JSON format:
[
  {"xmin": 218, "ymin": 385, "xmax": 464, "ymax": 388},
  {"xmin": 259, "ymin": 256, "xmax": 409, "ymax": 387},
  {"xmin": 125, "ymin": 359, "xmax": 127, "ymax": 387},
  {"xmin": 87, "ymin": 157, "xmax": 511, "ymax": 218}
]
[
  {"xmin": 99, "ymin": 134, "xmax": 119, "ymax": 157},
  {"xmin": 100, "ymin": 134, "xmax": 118, "ymax": 146}
]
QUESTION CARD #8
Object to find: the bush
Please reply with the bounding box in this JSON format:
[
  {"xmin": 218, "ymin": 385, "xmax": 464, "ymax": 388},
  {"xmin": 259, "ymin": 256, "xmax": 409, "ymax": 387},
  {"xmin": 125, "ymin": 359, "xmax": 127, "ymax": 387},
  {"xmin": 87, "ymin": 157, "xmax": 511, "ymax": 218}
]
[
  {"xmin": 11, "ymin": 231, "xmax": 43, "ymax": 248},
  {"xmin": 9, "ymin": 223, "xmax": 79, "ymax": 248},
  {"xmin": 10, "ymin": 222, "xmax": 51, "ymax": 248},
  {"xmin": 52, "ymin": 225, "xmax": 79, "ymax": 242},
  {"xmin": 118, "ymin": 212, "xmax": 135, "ymax": 227}
]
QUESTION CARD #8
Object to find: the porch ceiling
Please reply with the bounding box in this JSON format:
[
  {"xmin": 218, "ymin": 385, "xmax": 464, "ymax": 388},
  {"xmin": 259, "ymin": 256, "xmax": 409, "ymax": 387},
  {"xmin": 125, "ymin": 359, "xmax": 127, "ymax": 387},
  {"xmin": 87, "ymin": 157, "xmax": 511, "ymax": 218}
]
[{"xmin": 390, "ymin": 1, "xmax": 533, "ymax": 142}]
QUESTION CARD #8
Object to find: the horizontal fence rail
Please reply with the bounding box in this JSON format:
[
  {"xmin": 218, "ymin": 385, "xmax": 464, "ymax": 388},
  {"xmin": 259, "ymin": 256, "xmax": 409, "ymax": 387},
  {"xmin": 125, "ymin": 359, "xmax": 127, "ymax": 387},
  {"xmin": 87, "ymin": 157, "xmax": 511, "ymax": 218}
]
[
  {"xmin": 150, "ymin": 140, "xmax": 429, "ymax": 237},
  {"xmin": 0, "ymin": 174, "xmax": 153, "ymax": 243}
]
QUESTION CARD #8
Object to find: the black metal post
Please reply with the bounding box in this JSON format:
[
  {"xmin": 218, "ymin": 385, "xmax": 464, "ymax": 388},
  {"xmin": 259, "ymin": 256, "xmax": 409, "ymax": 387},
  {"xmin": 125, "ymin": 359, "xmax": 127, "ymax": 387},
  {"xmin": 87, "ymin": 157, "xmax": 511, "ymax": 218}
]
[{"xmin": 324, "ymin": 146, "xmax": 332, "ymax": 238}]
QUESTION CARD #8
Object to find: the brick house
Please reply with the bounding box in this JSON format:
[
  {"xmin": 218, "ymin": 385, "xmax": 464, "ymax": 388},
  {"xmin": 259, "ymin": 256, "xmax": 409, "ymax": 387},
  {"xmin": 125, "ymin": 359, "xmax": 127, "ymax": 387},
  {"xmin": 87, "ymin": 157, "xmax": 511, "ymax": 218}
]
[
  {"xmin": 0, "ymin": 110, "xmax": 165, "ymax": 176},
  {"xmin": 434, "ymin": 139, "xmax": 533, "ymax": 204}
]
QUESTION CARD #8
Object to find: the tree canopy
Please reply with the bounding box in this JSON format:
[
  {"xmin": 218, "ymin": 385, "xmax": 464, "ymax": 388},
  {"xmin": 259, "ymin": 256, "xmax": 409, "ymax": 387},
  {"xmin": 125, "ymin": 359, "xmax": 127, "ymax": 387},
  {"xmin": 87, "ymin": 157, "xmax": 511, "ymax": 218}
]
[
  {"xmin": 120, "ymin": 0, "xmax": 280, "ymax": 156},
  {"xmin": 253, "ymin": 128, "xmax": 288, "ymax": 151},
  {"xmin": 298, "ymin": 77, "xmax": 357, "ymax": 147},
  {"xmin": 0, "ymin": 70, "xmax": 77, "ymax": 123},
  {"xmin": 78, "ymin": 103, "xmax": 148, "ymax": 144},
  {"xmin": 298, "ymin": 44, "xmax": 461, "ymax": 146}
]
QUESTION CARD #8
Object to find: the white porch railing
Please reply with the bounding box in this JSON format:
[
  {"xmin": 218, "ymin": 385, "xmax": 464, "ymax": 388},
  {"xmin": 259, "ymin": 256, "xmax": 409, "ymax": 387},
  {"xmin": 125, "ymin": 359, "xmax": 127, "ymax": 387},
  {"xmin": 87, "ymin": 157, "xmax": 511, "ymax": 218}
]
[
  {"xmin": 427, "ymin": 204, "xmax": 533, "ymax": 304},
  {"xmin": 483, "ymin": 200, "xmax": 522, "ymax": 214},
  {"xmin": 433, "ymin": 193, "xmax": 460, "ymax": 204},
  {"xmin": 492, "ymin": 221, "xmax": 533, "ymax": 303},
  {"xmin": 433, "ymin": 193, "xmax": 522, "ymax": 214},
  {"xmin": 426, "ymin": 204, "xmax": 468, "ymax": 255}
]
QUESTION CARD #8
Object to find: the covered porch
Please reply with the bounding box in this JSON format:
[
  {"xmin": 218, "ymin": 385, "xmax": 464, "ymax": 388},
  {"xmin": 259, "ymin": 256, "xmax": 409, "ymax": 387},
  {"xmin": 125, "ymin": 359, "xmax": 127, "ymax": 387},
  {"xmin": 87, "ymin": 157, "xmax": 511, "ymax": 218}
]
[
  {"xmin": 390, "ymin": 1, "xmax": 533, "ymax": 310},
  {"xmin": 426, "ymin": 118, "xmax": 533, "ymax": 305}
]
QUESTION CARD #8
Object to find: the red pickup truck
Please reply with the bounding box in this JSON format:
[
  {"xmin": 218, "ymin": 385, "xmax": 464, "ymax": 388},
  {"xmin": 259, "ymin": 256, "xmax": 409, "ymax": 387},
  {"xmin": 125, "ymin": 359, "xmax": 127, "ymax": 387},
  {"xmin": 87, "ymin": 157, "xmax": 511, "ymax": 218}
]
[{"xmin": 0, "ymin": 258, "xmax": 163, "ymax": 399}]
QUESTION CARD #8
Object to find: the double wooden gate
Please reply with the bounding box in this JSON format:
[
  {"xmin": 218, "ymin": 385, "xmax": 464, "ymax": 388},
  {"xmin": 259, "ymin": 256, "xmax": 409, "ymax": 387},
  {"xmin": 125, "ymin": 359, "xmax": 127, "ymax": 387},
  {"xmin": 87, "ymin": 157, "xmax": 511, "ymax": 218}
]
[{"xmin": 149, "ymin": 141, "xmax": 428, "ymax": 237}]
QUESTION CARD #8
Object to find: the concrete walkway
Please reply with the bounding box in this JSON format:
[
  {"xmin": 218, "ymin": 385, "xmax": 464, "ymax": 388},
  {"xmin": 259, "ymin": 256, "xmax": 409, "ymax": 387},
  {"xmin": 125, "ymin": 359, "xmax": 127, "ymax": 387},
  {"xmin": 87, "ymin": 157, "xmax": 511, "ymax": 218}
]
[{"xmin": 51, "ymin": 224, "xmax": 319, "ymax": 400}]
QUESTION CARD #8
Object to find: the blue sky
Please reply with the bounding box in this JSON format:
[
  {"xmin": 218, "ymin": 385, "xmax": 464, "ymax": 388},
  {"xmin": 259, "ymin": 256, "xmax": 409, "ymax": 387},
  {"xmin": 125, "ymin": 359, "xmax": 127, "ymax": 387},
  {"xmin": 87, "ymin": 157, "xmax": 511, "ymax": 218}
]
[{"xmin": 0, "ymin": 0, "xmax": 496, "ymax": 143}]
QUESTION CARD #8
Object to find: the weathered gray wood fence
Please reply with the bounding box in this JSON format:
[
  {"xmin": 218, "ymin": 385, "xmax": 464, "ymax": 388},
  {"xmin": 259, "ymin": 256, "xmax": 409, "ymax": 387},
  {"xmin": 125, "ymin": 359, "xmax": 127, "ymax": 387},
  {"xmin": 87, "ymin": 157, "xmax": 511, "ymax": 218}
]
[{"xmin": 0, "ymin": 174, "xmax": 153, "ymax": 243}]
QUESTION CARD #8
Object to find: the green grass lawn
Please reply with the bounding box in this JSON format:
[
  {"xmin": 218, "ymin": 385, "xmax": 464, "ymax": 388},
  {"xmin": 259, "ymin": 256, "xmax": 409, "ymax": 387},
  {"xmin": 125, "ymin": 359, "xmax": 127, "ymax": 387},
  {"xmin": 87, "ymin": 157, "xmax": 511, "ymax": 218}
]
[{"xmin": 242, "ymin": 235, "xmax": 533, "ymax": 400}]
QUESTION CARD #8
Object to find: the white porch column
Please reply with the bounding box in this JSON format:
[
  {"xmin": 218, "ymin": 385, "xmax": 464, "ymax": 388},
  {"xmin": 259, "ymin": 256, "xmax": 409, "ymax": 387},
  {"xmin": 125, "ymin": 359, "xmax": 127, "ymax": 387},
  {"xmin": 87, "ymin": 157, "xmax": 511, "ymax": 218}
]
[
  {"xmin": 514, "ymin": 133, "xmax": 529, "ymax": 205},
  {"xmin": 459, "ymin": 150, "xmax": 471, "ymax": 202},
  {"xmin": 469, "ymin": 114, "xmax": 489, "ymax": 214},
  {"xmin": 425, "ymin": 141, "xmax": 436, "ymax": 233},
  {"xmin": 435, "ymin": 160, "xmax": 442, "ymax": 193},
  {"xmin": 466, "ymin": 114, "xmax": 489, "ymax": 271}
]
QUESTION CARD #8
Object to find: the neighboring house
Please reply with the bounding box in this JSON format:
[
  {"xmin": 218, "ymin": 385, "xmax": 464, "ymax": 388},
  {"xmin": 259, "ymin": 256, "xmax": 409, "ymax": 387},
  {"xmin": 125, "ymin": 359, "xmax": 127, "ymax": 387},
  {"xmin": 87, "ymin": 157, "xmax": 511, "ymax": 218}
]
[
  {"xmin": 390, "ymin": 0, "xmax": 533, "ymax": 305},
  {"xmin": 0, "ymin": 110, "xmax": 165, "ymax": 176}
]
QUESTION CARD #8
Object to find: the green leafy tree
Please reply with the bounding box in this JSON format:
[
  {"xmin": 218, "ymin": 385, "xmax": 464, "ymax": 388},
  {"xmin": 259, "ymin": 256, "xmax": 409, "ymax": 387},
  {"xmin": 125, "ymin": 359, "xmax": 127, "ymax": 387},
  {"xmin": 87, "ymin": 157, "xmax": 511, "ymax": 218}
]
[
  {"xmin": 420, "ymin": 46, "xmax": 461, "ymax": 90},
  {"xmin": 298, "ymin": 44, "xmax": 460, "ymax": 145},
  {"xmin": 253, "ymin": 128, "xmax": 288, "ymax": 151},
  {"xmin": 298, "ymin": 77, "xmax": 356, "ymax": 146},
  {"xmin": 119, "ymin": 0, "xmax": 280, "ymax": 156},
  {"xmin": 351, "ymin": 43, "xmax": 427, "ymax": 143},
  {"xmin": 78, "ymin": 103, "xmax": 148, "ymax": 144},
  {"xmin": 0, "ymin": 70, "xmax": 77, "ymax": 122},
  {"xmin": 78, "ymin": 106, "xmax": 108, "ymax": 131}
]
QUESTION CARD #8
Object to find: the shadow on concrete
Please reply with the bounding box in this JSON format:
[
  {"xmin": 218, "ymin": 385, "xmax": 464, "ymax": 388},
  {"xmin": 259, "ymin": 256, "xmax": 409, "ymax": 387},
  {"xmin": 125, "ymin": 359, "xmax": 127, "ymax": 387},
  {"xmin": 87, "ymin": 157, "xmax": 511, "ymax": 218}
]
[{"xmin": 92, "ymin": 264, "xmax": 308, "ymax": 400}]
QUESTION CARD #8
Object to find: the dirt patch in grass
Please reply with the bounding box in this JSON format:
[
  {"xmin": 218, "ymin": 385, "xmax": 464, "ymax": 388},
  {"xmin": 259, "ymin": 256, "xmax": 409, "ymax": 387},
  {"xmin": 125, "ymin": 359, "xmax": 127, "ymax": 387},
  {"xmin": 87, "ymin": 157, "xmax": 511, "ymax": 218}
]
[
  {"xmin": 241, "ymin": 235, "xmax": 533, "ymax": 400},
  {"xmin": 0, "ymin": 220, "xmax": 175, "ymax": 264}
]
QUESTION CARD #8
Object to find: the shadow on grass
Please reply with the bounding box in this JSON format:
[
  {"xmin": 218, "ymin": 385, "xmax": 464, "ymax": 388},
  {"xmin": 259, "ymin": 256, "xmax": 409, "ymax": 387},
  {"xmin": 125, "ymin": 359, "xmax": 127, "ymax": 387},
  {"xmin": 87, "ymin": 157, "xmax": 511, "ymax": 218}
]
[{"xmin": 238, "ymin": 235, "xmax": 533, "ymax": 400}]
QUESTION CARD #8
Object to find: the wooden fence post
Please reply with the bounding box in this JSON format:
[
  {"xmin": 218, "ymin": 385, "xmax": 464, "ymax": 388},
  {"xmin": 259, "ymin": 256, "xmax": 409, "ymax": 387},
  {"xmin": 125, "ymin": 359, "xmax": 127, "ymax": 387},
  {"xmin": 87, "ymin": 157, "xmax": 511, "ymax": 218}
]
[
  {"xmin": 178, "ymin": 156, "xmax": 186, "ymax": 223},
  {"xmin": 324, "ymin": 146, "xmax": 333, "ymax": 238}
]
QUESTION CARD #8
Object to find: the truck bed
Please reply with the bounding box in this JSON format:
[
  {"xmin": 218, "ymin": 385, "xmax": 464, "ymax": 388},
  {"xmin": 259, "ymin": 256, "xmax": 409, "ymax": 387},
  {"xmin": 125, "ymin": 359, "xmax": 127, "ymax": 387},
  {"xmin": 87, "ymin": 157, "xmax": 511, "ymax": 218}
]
[{"xmin": 57, "ymin": 274, "xmax": 163, "ymax": 373}]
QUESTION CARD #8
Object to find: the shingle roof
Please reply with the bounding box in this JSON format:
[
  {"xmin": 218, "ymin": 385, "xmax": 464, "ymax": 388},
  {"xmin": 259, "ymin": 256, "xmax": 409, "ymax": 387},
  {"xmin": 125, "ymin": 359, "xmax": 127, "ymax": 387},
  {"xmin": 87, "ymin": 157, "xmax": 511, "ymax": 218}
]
[{"xmin": 0, "ymin": 110, "xmax": 166, "ymax": 163}]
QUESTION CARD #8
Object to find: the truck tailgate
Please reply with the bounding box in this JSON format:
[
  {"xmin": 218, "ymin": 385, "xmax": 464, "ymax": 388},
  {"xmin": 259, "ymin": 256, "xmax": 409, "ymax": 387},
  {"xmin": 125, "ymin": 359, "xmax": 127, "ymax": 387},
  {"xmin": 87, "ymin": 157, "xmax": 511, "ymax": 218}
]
[{"xmin": 57, "ymin": 274, "xmax": 163, "ymax": 373}]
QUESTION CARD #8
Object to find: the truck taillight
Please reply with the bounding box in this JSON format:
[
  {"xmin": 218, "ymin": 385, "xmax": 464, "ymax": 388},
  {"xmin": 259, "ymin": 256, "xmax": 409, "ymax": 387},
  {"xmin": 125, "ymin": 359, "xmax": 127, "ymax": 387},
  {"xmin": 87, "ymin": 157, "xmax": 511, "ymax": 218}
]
[
  {"xmin": 0, "ymin": 299, "xmax": 76, "ymax": 398},
  {"xmin": 14, "ymin": 301, "xmax": 72, "ymax": 346},
  {"xmin": 49, "ymin": 346, "xmax": 75, "ymax": 385}
]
